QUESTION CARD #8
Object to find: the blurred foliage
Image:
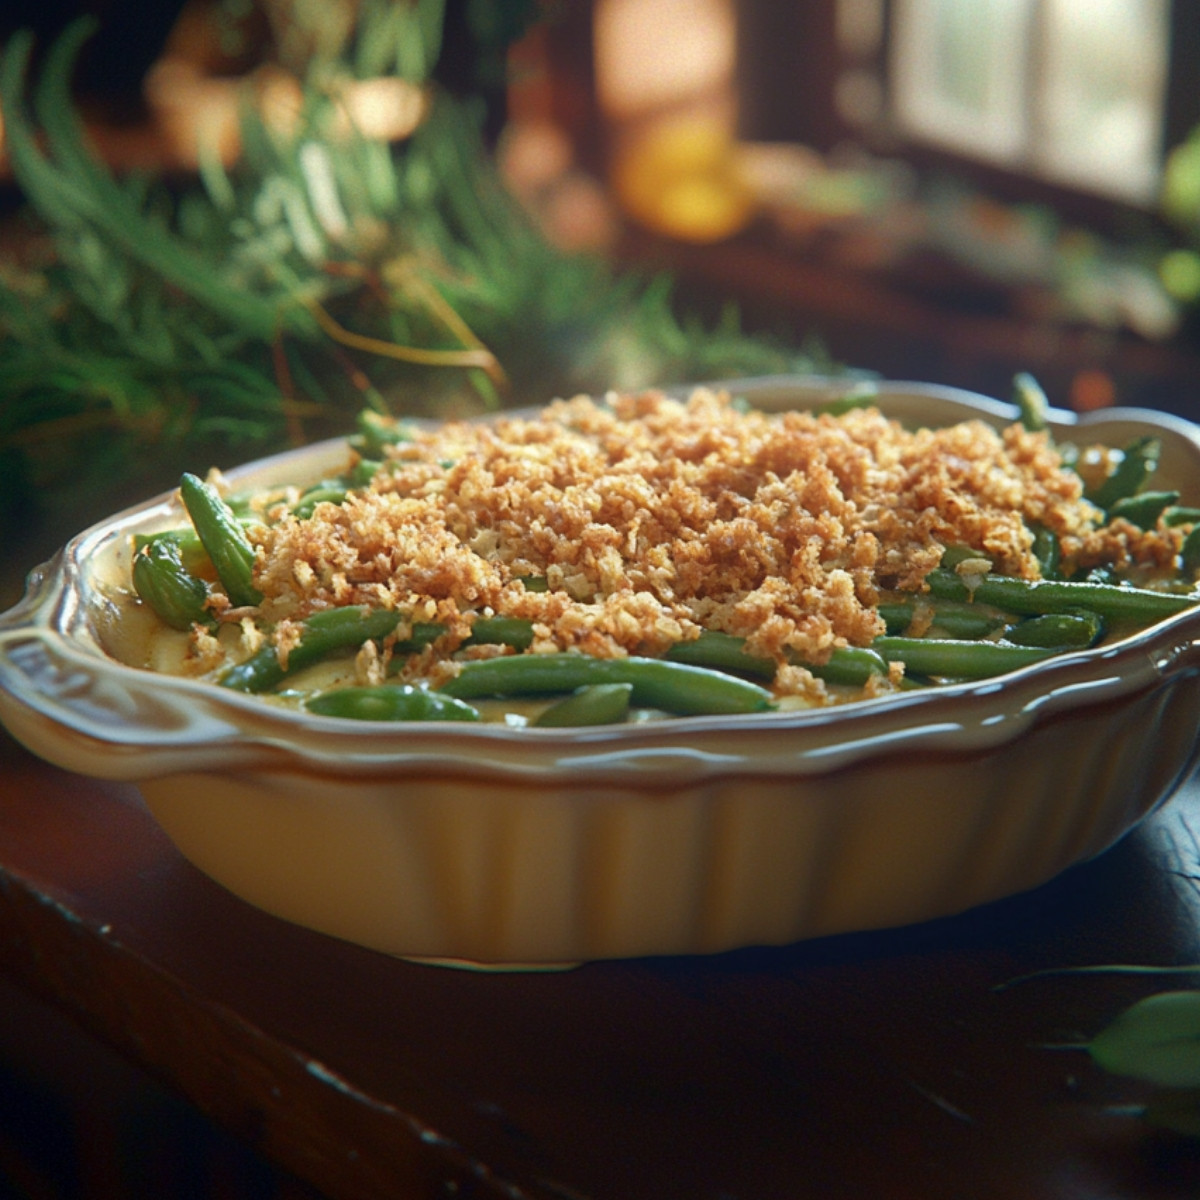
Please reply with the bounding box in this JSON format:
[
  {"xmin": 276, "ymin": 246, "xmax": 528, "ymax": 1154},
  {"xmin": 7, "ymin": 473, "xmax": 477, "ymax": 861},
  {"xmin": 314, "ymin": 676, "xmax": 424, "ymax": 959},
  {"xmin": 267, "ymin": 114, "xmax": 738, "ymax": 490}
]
[
  {"xmin": 0, "ymin": 0, "xmax": 828, "ymax": 546},
  {"xmin": 1161, "ymin": 129, "xmax": 1200, "ymax": 306}
]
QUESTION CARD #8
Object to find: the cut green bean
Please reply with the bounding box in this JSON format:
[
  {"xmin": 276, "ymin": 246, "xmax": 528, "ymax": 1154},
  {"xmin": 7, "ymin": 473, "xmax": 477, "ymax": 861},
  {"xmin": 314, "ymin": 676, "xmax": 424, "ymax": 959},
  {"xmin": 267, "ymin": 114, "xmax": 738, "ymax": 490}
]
[
  {"xmin": 135, "ymin": 528, "xmax": 210, "ymax": 576},
  {"xmin": 804, "ymin": 645, "xmax": 890, "ymax": 687},
  {"xmin": 305, "ymin": 684, "xmax": 480, "ymax": 722},
  {"xmin": 377, "ymin": 617, "xmax": 531, "ymax": 678},
  {"xmin": 393, "ymin": 622, "xmax": 444, "ymax": 653},
  {"xmin": 352, "ymin": 410, "xmax": 414, "ymax": 456},
  {"xmin": 1108, "ymin": 490, "xmax": 1180, "ymax": 531},
  {"xmin": 179, "ymin": 472, "xmax": 262, "ymax": 607},
  {"xmin": 348, "ymin": 458, "xmax": 383, "ymax": 485},
  {"xmin": 877, "ymin": 597, "xmax": 1010, "ymax": 640},
  {"xmin": 534, "ymin": 683, "xmax": 634, "ymax": 727},
  {"xmin": 923, "ymin": 567, "xmax": 1196, "ymax": 623},
  {"xmin": 466, "ymin": 616, "xmax": 535, "ymax": 650},
  {"xmin": 1164, "ymin": 506, "xmax": 1200, "ymax": 528},
  {"xmin": 132, "ymin": 537, "xmax": 214, "ymax": 631},
  {"xmin": 439, "ymin": 653, "xmax": 775, "ymax": 716},
  {"xmin": 665, "ymin": 630, "xmax": 776, "ymax": 679},
  {"xmin": 291, "ymin": 459, "xmax": 383, "ymax": 519},
  {"xmin": 227, "ymin": 611, "xmax": 532, "ymax": 696},
  {"xmin": 665, "ymin": 630, "xmax": 888, "ymax": 686},
  {"xmin": 291, "ymin": 485, "xmax": 350, "ymax": 520},
  {"xmin": 1183, "ymin": 526, "xmax": 1200, "ymax": 578},
  {"xmin": 221, "ymin": 605, "xmax": 404, "ymax": 692},
  {"xmin": 873, "ymin": 636, "xmax": 1059, "ymax": 679},
  {"xmin": 1004, "ymin": 609, "xmax": 1104, "ymax": 649},
  {"xmin": 1013, "ymin": 372, "xmax": 1049, "ymax": 432},
  {"xmin": 1029, "ymin": 523, "xmax": 1061, "ymax": 579},
  {"xmin": 1085, "ymin": 436, "xmax": 1160, "ymax": 510}
]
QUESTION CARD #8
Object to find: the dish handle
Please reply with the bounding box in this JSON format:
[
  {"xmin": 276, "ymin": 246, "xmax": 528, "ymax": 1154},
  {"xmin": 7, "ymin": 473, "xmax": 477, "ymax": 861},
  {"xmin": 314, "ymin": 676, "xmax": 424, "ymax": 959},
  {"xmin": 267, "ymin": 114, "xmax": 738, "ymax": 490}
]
[{"xmin": 0, "ymin": 560, "xmax": 250, "ymax": 780}]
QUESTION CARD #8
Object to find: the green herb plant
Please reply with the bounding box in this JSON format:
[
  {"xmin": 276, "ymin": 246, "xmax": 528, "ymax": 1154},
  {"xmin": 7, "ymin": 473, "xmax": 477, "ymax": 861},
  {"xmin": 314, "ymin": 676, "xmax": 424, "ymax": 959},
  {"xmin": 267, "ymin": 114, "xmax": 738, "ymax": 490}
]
[{"xmin": 0, "ymin": 3, "xmax": 826, "ymax": 542}]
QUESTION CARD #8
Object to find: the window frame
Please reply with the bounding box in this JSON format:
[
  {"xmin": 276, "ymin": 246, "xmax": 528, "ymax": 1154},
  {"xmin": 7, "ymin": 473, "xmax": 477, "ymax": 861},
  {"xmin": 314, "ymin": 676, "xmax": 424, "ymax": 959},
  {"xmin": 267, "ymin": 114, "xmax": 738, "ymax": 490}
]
[{"xmin": 733, "ymin": 0, "xmax": 1200, "ymax": 236}]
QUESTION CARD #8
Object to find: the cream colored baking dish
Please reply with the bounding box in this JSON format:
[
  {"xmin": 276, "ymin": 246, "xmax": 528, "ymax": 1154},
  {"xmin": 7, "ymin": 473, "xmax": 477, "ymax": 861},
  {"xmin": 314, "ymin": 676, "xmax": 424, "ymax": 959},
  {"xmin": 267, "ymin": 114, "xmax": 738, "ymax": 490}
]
[{"xmin": 1, "ymin": 378, "xmax": 1198, "ymax": 966}]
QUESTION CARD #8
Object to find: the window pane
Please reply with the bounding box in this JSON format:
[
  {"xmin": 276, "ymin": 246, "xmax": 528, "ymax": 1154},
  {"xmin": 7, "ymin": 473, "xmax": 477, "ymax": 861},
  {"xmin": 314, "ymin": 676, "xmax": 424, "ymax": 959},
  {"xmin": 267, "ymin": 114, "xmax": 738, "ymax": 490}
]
[
  {"xmin": 1035, "ymin": 0, "xmax": 1169, "ymax": 203},
  {"xmin": 890, "ymin": 0, "xmax": 1035, "ymax": 163}
]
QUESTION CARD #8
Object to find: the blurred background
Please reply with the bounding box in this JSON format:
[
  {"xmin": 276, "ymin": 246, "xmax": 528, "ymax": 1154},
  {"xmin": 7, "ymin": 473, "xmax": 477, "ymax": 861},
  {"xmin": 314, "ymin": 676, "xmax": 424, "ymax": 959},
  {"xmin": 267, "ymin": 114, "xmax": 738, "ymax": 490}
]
[{"xmin": 3, "ymin": 0, "xmax": 1200, "ymax": 567}]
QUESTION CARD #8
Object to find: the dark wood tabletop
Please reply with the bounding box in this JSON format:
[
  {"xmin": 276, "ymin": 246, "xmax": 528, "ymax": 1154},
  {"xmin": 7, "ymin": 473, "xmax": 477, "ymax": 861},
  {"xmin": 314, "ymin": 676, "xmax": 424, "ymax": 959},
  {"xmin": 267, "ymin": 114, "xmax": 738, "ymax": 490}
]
[{"xmin": 2, "ymin": 718, "xmax": 1200, "ymax": 1200}]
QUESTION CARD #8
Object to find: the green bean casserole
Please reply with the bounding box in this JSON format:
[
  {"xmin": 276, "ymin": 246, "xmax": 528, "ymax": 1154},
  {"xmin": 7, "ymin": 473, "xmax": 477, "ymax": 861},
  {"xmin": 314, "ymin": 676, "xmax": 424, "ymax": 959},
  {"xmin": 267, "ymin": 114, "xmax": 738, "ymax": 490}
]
[{"xmin": 120, "ymin": 386, "xmax": 1200, "ymax": 725}]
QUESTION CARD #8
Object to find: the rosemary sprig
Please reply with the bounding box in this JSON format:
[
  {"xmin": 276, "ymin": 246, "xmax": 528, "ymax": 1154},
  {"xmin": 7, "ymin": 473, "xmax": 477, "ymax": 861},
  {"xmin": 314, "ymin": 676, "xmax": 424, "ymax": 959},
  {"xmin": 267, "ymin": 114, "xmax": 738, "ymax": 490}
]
[
  {"xmin": 1, "ymin": 22, "xmax": 309, "ymax": 343},
  {"xmin": 0, "ymin": 5, "xmax": 829, "ymax": 547}
]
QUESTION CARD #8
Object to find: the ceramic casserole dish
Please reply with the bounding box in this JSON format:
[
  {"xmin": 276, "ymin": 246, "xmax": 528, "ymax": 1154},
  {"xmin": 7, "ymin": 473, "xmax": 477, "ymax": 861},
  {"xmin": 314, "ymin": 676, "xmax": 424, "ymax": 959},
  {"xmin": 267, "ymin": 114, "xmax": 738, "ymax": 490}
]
[{"xmin": 1, "ymin": 377, "xmax": 1198, "ymax": 967}]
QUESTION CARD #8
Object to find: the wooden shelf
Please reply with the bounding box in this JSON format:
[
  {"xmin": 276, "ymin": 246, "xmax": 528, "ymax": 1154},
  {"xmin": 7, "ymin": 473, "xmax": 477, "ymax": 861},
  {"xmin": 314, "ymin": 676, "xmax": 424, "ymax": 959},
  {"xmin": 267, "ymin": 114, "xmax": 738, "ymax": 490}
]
[{"xmin": 617, "ymin": 226, "xmax": 1200, "ymax": 420}]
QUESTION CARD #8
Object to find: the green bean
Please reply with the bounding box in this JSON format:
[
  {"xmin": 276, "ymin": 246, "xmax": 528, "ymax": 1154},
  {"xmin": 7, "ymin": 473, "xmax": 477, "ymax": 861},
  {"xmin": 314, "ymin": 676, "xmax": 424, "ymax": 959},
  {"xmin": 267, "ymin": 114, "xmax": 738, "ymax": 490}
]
[
  {"xmin": 923, "ymin": 567, "xmax": 1196, "ymax": 623},
  {"xmin": 135, "ymin": 528, "xmax": 210, "ymax": 576},
  {"xmin": 218, "ymin": 607, "xmax": 530, "ymax": 695},
  {"xmin": 877, "ymin": 597, "xmax": 1010, "ymax": 640},
  {"xmin": 534, "ymin": 683, "xmax": 634, "ymax": 727},
  {"xmin": 1085, "ymin": 435, "xmax": 1160, "ymax": 510},
  {"xmin": 1108, "ymin": 490, "xmax": 1180, "ymax": 531},
  {"xmin": 1029, "ymin": 523, "xmax": 1061, "ymax": 579},
  {"xmin": 305, "ymin": 684, "xmax": 480, "ymax": 722},
  {"xmin": 1164, "ymin": 506, "xmax": 1200, "ymax": 528},
  {"xmin": 877, "ymin": 601, "xmax": 919, "ymax": 635},
  {"xmin": 1183, "ymin": 526, "xmax": 1200, "ymax": 578},
  {"xmin": 376, "ymin": 617, "xmax": 531, "ymax": 677},
  {"xmin": 665, "ymin": 630, "xmax": 889, "ymax": 686},
  {"xmin": 348, "ymin": 457, "xmax": 383, "ymax": 485},
  {"xmin": 1013, "ymin": 372, "xmax": 1049, "ymax": 432},
  {"xmin": 439, "ymin": 653, "xmax": 775, "ymax": 716},
  {"xmin": 395, "ymin": 622, "xmax": 444, "ymax": 652},
  {"xmin": 805, "ymin": 645, "xmax": 890, "ymax": 687},
  {"xmin": 1004, "ymin": 609, "xmax": 1104, "ymax": 649},
  {"xmin": 132, "ymin": 537, "xmax": 214, "ymax": 631},
  {"xmin": 291, "ymin": 460, "xmax": 382, "ymax": 519},
  {"xmin": 179, "ymin": 473, "xmax": 262, "ymax": 607},
  {"xmin": 291, "ymin": 485, "xmax": 350, "ymax": 520},
  {"xmin": 872, "ymin": 636, "xmax": 1059, "ymax": 679},
  {"xmin": 466, "ymin": 616, "xmax": 535, "ymax": 650},
  {"xmin": 221, "ymin": 605, "xmax": 404, "ymax": 692},
  {"xmin": 665, "ymin": 630, "xmax": 776, "ymax": 679},
  {"xmin": 352, "ymin": 410, "xmax": 414, "ymax": 456}
]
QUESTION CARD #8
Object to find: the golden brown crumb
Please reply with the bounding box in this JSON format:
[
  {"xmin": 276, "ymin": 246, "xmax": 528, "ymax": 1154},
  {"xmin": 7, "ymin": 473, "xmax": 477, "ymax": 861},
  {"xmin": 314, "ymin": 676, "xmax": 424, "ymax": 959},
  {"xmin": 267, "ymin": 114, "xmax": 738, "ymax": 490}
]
[
  {"xmin": 183, "ymin": 626, "xmax": 225, "ymax": 675},
  {"xmin": 243, "ymin": 388, "xmax": 1179, "ymax": 699}
]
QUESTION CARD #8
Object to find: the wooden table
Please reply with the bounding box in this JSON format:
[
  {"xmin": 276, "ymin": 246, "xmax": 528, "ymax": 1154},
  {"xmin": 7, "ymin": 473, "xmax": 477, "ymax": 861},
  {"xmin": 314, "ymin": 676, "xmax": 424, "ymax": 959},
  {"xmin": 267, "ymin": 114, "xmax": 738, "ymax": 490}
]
[{"xmin": 3, "ymin": 724, "xmax": 1200, "ymax": 1199}]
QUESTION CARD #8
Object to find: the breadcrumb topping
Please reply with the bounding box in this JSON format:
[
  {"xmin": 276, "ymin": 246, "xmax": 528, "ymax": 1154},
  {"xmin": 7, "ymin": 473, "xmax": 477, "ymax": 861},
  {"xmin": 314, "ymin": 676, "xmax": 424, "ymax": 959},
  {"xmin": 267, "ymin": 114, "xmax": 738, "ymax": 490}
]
[{"xmin": 240, "ymin": 387, "xmax": 1176, "ymax": 698}]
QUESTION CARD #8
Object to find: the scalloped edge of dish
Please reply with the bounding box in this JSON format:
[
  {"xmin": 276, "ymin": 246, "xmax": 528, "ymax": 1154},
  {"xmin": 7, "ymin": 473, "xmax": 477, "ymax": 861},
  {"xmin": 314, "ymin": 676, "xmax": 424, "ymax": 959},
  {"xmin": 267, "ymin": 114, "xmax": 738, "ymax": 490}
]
[{"xmin": 2, "ymin": 377, "xmax": 1199, "ymax": 789}]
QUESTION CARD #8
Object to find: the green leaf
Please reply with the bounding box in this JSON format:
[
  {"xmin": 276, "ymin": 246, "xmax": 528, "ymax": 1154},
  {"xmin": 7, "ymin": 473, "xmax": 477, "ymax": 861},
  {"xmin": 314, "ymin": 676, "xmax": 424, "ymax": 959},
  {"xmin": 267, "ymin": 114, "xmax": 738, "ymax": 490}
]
[{"xmin": 1089, "ymin": 991, "xmax": 1200, "ymax": 1087}]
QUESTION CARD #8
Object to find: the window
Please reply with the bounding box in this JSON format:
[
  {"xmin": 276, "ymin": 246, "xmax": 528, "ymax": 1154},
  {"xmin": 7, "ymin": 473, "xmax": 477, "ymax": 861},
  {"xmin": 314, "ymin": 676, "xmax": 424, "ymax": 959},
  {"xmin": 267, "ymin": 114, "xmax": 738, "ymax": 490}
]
[
  {"xmin": 840, "ymin": 0, "xmax": 1174, "ymax": 206},
  {"xmin": 581, "ymin": 1, "xmax": 1200, "ymax": 221}
]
